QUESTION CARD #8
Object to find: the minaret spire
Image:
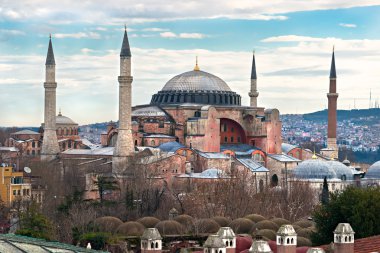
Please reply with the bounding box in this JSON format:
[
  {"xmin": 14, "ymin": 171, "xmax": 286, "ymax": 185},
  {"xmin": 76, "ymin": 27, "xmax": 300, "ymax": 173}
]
[
  {"xmin": 325, "ymin": 47, "xmax": 339, "ymax": 158},
  {"xmin": 113, "ymin": 26, "xmax": 134, "ymax": 172},
  {"xmin": 41, "ymin": 35, "xmax": 60, "ymax": 160},
  {"xmin": 45, "ymin": 35, "xmax": 55, "ymax": 65},
  {"xmin": 330, "ymin": 46, "xmax": 336, "ymax": 79},
  {"xmin": 248, "ymin": 51, "xmax": 259, "ymax": 107},
  {"xmin": 120, "ymin": 26, "xmax": 131, "ymax": 57}
]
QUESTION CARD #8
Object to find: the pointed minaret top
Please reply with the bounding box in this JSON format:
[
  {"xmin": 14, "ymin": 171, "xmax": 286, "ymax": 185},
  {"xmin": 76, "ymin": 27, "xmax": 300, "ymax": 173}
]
[
  {"xmin": 251, "ymin": 51, "xmax": 257, "ymax": 80},
  {"xmin": 329, "ymin": 46, "xmax": 336, "ymax": 79},
  {"xmin": 45, "ymin": 35, "xmax": 55, "ymax": 65},
  {"xmin": 120, "ymin": 26, "xmax": 131, "ymax": 57}
]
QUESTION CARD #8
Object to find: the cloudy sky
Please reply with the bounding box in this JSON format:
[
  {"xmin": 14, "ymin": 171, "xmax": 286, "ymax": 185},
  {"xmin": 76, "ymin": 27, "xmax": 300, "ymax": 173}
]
[{"xmin": 1, "ymin": 1, "xmax": 380, "ymax": 126}]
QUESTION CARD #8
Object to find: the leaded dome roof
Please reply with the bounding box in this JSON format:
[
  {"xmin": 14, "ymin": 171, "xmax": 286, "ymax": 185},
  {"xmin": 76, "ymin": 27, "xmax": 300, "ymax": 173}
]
[
  {"xmin": 293, "ymin": 159, "xmax": 337, "ymax": 179},
  {"xmin": 161, "ymin": 70, "xmax": 232, "ymax": 92},
  {"xmin": 366, "ymin": 161, "xmax": 380, "ymax": 179},
  {"xmin": 326, "ymin": 161, "xmax": 355, "ymax": 180},
  {"xmin": 56, "ymin": 114, "xmax": 77, "ymax": 125}
]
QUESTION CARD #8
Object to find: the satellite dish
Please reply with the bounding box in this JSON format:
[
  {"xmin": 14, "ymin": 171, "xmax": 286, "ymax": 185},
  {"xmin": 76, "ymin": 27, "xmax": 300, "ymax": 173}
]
[{"xmin": 24, "ymin": 167, "xmax": 31, "ymax": 173}]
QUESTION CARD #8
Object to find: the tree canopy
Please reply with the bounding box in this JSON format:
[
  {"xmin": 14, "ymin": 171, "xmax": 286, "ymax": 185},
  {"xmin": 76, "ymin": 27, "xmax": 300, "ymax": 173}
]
[{"xmin": 312, "ymin": 186, "xmax": 380, "ymax": 246}]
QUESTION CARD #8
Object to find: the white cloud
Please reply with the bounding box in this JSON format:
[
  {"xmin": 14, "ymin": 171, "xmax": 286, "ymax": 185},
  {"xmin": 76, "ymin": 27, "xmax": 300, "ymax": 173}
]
[
  {"xmin": 95, "ymin": 27, "xmax": 107, "ymax": 31},
  {"xmin": 0, "ymin": 29, "xmax": 26, "ymax": 36},
  {"xmin": 0, "ymin": 1, "xmax": 378, "ymax": 24},
  {"xmin": 1, "ymin": 36, "xmax": 380, "ymax": 126},
  {"xmin": 262, "ymin": 35, "xmax": 333, "ymax": 42},
  {"xmin": 160, "ymin": 32, "xmax": 207, "ymax": 39},
  {"xmin": 142, "ymin": 27, "xmax": 169, "ymax": 32},
  {"xmin": 160, "ymin": 32, "xmax": 177, "ymax": 38},
  {"xmin": 81, "ymin": 48, "xmax": 94, "ymax": 54},
  {"xmin": 339, "ymin": 23, "xmax": 357, "ymax": 28},
  {"xmin": 54, "ymin": 32, "xmax": 101, "ymax": 39}
]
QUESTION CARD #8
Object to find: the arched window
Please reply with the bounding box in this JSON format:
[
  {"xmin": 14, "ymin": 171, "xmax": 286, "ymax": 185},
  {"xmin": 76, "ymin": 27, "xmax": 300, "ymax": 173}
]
[
  {"xmin": 155, "ymin": 242, "xmax": 158, "ymax": 248},
  {"xmin": 345, "ymin": 236, "xmax": 348, "ymax": 242},
  {"xmin": 134, "ymin": 140, "xmax": 138, "ymax": 146},
  {"xmin": 230, "ymin": 240, "xmax": 233, "ymax": 247},
  {"xmin": 291, "ymin": 238, "xmax": 294, "ymax": 244},
  {"xmin": 225, "ymin": 241, "xmax": 228, "ymax": 247},
  {"xmin": 287, "ymin": 238, "xmax": 290, "ymax": 244},
  {"xmin": 151, "ymin": 242, "xmax": 154, "ymax": 249},
  {"xmin": 271, "ymin": 174, "xmax": 279, "ymax": 187}
]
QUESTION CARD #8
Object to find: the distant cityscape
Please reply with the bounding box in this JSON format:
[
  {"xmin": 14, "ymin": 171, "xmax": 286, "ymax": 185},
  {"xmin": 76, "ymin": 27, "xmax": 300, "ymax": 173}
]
[{"xmin": 282, "ymin": 109, "xmax": 380, "ymax": 154}]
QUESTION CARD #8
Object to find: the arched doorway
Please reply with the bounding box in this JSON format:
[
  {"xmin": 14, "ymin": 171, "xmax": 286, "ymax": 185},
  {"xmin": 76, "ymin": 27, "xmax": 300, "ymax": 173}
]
[
  {"xmin": 220, "ymin": 118, "xmax": 246, "ymax": 144},
  {"xmin": 271, "ymin": 174, "xmax": 279, "ymax": 187}
]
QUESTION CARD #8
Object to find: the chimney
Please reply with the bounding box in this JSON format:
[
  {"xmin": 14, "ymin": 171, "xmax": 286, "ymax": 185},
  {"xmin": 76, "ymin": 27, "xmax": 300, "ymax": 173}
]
[
  {"xmin": 141, "ymin": 228, "xmax": 163, "ymax": 253},
  {"xmin": 276, "ymin": 225, "xmax": 297, "ymax": 253},
  {"xmin": 217, "ymin": 227, "xmax": 236, "ymax": 253},
  {"xmin": 333, "ymin": 223, "xmax": 354, "ymax": 253}
]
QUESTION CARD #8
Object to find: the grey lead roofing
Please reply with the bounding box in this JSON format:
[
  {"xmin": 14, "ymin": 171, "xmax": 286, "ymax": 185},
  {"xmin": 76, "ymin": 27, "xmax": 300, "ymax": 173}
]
[
  {"xmin": 251, "ymin": 52, "xmax": 257, "ymax": 80},
  {"xmin": 330, "ymin": 50, "xmax": 336, "ymax": 78},
  {"xmin": 120, "ymin": 30, "xmax": 131, "ymax": 57},
  {"xmin": 45, "ymin": 38, "xmax": 55, "ymax": 65},
  {"xmin": 0, "ymin": 234, "xmax": 108, "ymax": 253}
]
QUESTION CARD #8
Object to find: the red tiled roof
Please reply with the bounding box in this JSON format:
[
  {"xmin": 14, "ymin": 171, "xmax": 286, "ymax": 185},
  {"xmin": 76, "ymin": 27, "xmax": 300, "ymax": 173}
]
[
  {"xmin": 353, "ymin": 235, "xmax": 380, "ymax": 253},
  {"xmin": 320, "ymin": 235, "xmax": 380, "ymax": 253}
]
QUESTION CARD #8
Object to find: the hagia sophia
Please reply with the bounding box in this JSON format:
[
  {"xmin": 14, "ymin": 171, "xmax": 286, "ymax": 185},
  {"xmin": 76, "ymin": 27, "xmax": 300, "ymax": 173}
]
[{"xmin": 2, "ymin": 28, "xmax": 380, "ymax": 199}]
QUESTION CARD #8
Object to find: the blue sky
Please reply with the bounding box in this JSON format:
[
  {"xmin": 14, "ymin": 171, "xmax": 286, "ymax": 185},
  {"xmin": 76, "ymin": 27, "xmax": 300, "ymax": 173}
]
[{"xmin": 1, "ymin": 1, "xmax": 380, "ymax": 126}]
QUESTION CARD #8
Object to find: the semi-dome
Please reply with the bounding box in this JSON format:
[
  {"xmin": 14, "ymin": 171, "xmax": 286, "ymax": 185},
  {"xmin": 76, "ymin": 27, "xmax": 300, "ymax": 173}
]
[
  {"xmin": 366, "ymin": 161, "xmax": 380, "ymax": 179},
  {"xmin": 293, "ymin": 159, "xmax": 337, "ymax": 179},
  {"xmin": 151, "ymin": 66, "xmax": 241, "ymax": 106}
]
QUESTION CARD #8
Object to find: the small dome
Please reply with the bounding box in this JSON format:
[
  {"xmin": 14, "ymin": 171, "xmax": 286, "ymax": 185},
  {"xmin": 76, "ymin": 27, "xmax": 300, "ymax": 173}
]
[
  {"xmin": 293, "ymin": 160, "xmax": 337, "ymax": 179},
  {"xmin": 254, "ymin": 220, "xmax": 279, "ymax": 231},
  {"xmin": 270, "ymin": 218, "xmax": 291, "ymax": 227},
  {"xmin": 366, "ymin": 161, "xmax": 380, "ymax": 179},
  {"xmin": 116, "ymin": 221, "xmax": 145, "ymax": 236},
  {"xmin": 245, "ymin": 214, "xmax": 266, "ymax": 223},
  {"xmin": 174, "ymin": 214, "xmax": 194, "ymax": 228},
  {"xmin": 297, "ymin": 236, "xmax": 312, "ymax": 247},
  {"xmin": 137, "ymin": 217, "xmax": 161, "ymax": 228},
  {"xmin": 212, "ymin": 216, "xmax": 231, "ymax": 227},
  {"xmin": 257, "ymin": 229, "xmax": 277, "ymax": 241},
  {"xmin": 56, "ymin": 114, "xmax": 77, "ymax": 125},
  {"xmin": 193, "ymin": 219, "xmax": 220, "ymax": 234},
  {"xmin": 326, "ymin": 161, "xmax": 355, "ymax": 180},
  {"xmin": 155, "ymin": 220, "xmax": 184, "ymax": 235},
  {"xmin": 162, "ymin": 70, "xmax": 231, "ymax": 92},
  {"xmin": 229, "ymin": 218, "xmax": 255, "ymax": 234},
  {"xmin": 293, "ymin": 220, "xmax": 314, "ymax": 229},
  {"xmin": 94, "ymin": 216, "xmax": 123, "ymax": 233},
  {"xmin": 297, "ymin": 228, "xmax": 313, "ymax": 239}
]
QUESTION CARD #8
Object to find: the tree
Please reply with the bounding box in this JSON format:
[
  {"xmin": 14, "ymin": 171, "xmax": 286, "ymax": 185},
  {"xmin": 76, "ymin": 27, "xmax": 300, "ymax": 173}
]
[
  {"xmin": 312, "ymin": 186, "xmax": 380, "ymax": 246},
  {"xmin": 16, "ymin": 202, "xmax": 54, "ymax": 240},
  {"xmin": 321, "ymin": 176, "xmax": 329, "ymax": 205},
  {"xmin": 95, "ymin": 176, "xmax": 119, "ymax": 203}
]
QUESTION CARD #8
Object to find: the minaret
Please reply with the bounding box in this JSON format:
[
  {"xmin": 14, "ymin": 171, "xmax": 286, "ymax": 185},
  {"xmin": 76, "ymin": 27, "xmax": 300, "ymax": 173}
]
[
  {"xmin": 248, "ymin": 51, "xmax": 259, "ymax": 107},
  {"xmin": 41, "ymin": 35, "xmax": 60, "ymax": 161},
  {"xmin": 327, "ymin": 48, "xmax": 338, "ymax": 154},
  {"xmin": 112, "ymin": 27, "xmax": 134, "ymax": 173}
]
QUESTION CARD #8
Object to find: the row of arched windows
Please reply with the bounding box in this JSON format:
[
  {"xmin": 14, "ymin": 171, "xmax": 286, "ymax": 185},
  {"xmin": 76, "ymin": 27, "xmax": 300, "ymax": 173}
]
[
  {"xmin": 57, "ymin": 127, "xmax": 78, "ymax": 136},
  {"xmin": 277, "ymin": 237, "xmax": 295, "ymax": 245}
]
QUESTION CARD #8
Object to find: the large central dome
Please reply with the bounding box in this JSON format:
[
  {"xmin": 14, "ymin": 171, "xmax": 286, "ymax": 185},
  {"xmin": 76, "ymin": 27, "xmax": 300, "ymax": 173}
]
[
  {"xmin": 161, "ymin": 70, "xmax": 232, "ymax": 92},
  {"xmin": 151, "ymin": 66, "xmax": 241, "ymax": 106}
]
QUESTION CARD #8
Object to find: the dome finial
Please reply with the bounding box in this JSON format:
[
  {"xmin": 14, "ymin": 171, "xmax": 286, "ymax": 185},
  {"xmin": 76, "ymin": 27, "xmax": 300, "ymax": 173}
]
[
  {"xmin": 194, "ymin": 56, "xmax": 200, "ymax": 71},
  {"xmin": 312, "ymin": 148, "xmax": 317, "ymax": 159},
  {"xmin": 58, "ymin": 108, "xmax": 62, "ymax": 116}
]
